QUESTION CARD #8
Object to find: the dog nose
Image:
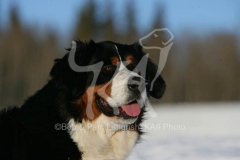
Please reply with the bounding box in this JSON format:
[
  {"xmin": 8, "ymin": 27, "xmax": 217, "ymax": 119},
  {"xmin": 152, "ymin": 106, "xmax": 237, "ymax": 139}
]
[
  {"xmin": 128, "ymin": 76, "xmax": 143, "ymax": 93},
  {"xmin": 128, "ymin": 84, "xmax": 139, "ymax": 92},
  {"xmin": 132, "ymin": 76, "xmax": 141, "ymax": 82}
]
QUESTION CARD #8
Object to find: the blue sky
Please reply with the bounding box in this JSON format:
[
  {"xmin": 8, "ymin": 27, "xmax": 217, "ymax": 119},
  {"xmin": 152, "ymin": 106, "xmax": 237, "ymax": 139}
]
[{"xmin": 1, "ymin": 0, "xmax": 239, "ymax": 39}]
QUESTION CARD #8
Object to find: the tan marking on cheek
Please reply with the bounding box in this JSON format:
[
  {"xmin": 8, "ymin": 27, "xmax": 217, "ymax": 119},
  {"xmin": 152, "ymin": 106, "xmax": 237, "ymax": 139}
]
[
  {"xmin": 125, "ymin": 55, "xmax": 135, "ymax": 64},
  {"xmin": 97, "ymin": 82, "xmax": 112, "ymax": 99},
  {"xmin": 74, "ymin": 82, "xmax": 112, "ymax": 121},
  {"xmin": 111, "ymin": 57, "xmax": 119, "ymax": 66}
]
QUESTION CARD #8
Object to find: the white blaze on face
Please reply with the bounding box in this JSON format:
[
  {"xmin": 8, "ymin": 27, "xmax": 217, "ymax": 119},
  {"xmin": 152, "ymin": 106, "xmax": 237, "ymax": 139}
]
[{"xmin": 106, "ymin": 45, "xmax": 146, "ymax": 111}]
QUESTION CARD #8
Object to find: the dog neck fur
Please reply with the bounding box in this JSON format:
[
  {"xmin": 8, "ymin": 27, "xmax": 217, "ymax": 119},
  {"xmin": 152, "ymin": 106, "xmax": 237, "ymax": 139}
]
[{"xmin": 68, "ymin": 116, "xmax": 138, "ymax": 160}]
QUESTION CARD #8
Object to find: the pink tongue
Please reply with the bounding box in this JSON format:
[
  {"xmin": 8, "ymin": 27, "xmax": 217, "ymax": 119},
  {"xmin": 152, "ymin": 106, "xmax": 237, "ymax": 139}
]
[{"xmin": 121, "ymin": 103, "xmax": 141, "ymax": 117}]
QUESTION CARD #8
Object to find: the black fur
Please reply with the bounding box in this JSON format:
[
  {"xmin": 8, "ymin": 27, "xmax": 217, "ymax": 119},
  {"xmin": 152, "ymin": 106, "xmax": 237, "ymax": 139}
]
[{"xmin": 0, "ymin": 40, "xmax": 165, "ymax": 160}]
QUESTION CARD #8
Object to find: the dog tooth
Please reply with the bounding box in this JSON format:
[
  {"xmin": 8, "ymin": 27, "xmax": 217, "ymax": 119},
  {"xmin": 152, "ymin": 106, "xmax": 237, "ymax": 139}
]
[{"xmin": 113, "ymin": 108, "xmax": 120, "ymax": 115}]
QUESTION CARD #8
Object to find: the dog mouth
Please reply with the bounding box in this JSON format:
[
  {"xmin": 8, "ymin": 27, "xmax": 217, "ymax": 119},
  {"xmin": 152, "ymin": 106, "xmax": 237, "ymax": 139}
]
[{"xmin": 95, "ymin": 94, "xmax": 141, "ymax": 119}]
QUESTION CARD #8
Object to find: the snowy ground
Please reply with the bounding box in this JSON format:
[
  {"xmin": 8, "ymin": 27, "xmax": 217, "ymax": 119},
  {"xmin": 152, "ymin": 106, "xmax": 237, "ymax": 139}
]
[{"xmin": 128, "ymin": 103, "xmax": 240, "ymax": 160}]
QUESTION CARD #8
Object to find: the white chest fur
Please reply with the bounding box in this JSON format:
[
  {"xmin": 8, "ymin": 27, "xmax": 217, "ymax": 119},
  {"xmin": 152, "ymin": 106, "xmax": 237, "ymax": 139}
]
[{"xmin": 68, "ymin": 116, "xmax": 139, "ymax": 160}]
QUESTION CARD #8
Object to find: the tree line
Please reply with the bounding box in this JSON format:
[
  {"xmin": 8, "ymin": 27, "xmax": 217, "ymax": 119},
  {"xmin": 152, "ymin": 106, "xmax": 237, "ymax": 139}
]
[{"xmin": 0, "ymin": 1, "xmax": 239, "ymax": 107}]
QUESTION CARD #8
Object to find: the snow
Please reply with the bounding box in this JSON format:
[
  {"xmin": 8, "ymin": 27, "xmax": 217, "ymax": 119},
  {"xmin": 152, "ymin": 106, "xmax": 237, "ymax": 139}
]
[{"xmin": 128, "ymin": 103, "xmax": 240, "ymax": 160}]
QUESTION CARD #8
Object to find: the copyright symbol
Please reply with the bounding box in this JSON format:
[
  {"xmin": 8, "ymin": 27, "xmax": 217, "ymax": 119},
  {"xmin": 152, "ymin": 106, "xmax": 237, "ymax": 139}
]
[{"xmin": 54, "ymin": 123, "xmax": 61, "ymax": 130}]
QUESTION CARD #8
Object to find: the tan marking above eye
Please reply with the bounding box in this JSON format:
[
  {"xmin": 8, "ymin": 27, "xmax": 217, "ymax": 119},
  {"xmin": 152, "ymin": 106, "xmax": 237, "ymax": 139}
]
[
  {"xmin": 111, "ymin": 57, "xmax": 119, "ymax": 66},
  {"xmin": 125, "ymin": 55, "xmax": 135, "ymax": 64}
]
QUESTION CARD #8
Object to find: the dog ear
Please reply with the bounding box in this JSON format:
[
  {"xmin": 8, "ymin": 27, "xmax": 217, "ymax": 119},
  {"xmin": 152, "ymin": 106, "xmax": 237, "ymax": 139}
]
[
  {"xmin": 133, "ymin": 42, "xmax": 166, "ymax": 99},
  {"xmin": 146, "ymin": 59, "xmax": 166, "ymax": 99},
  {"xmin": 50, "ymin": 40, "xmax": 97, "ymax": 96}
]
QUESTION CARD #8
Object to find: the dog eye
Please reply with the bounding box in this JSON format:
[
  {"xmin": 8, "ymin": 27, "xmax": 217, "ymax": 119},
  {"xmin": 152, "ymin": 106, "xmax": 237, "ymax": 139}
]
[
  {"xmin": 127, "ymin": 64, "xmax": 137, "ymax": 71},
  {"xmin": 102, "ymin": 65, "xmax": 115, "ymax": 72}
]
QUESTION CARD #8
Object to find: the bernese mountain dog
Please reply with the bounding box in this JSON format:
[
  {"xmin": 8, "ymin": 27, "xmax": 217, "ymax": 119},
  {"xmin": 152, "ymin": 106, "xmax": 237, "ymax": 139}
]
[{"xmin": 0, "ymin": 40, "xmax": 166, "ymax": 160}]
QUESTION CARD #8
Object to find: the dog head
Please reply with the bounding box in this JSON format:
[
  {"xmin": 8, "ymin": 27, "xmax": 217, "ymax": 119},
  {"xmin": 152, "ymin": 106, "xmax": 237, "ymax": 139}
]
[{"xmin": 50, "ymin": 40, "xmax": 166, "ymax": 127}]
